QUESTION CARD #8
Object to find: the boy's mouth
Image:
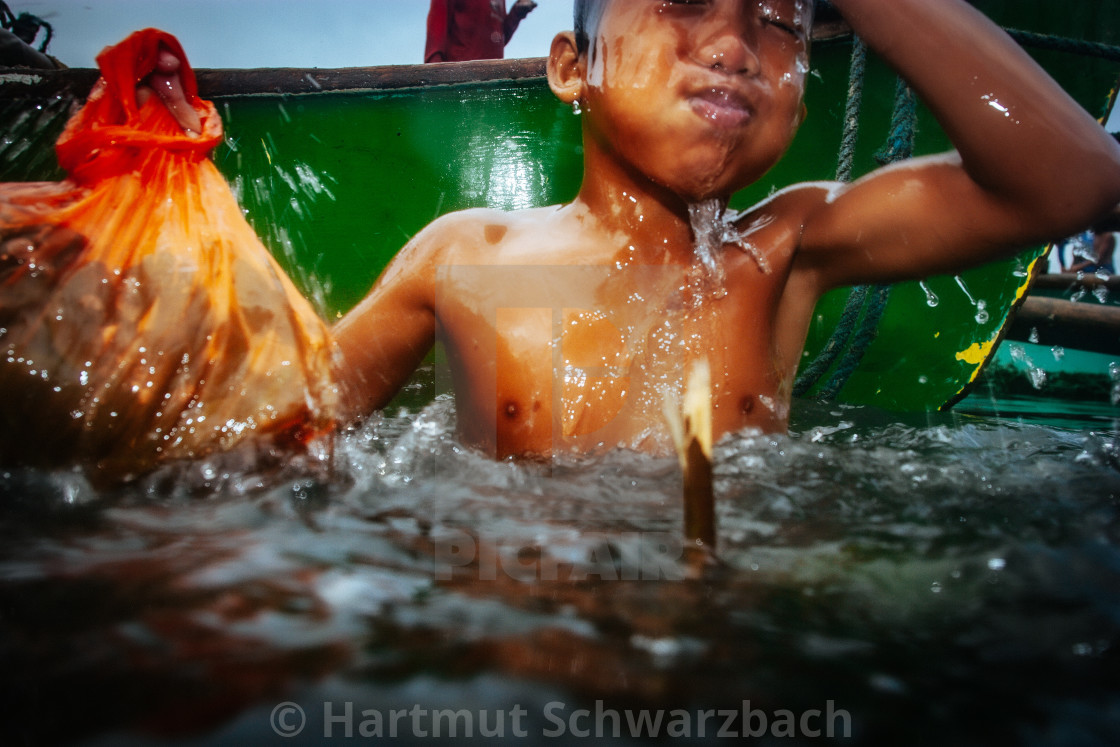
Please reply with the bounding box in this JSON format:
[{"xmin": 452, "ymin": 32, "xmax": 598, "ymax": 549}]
[{"xmin": 687, "ymin": 86, "xmax": 754, "ymax": 129}]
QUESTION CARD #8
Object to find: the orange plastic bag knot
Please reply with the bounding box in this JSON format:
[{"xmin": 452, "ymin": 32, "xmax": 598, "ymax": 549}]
[
  {"xmin": 55, "ymin": 29, "xmax": 224, "ymax": 184},
  {"xmin": 0, "ymin": 29, "xmax": 340, "ymax": 482}
]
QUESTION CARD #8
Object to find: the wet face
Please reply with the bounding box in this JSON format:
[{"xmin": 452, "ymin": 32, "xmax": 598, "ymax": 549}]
[{"xmin": 580, "ymin": 0, "xmax": 811, "ymax": 202}]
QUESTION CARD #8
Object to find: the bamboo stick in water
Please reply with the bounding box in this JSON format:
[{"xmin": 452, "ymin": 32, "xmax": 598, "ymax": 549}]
[{"xmin": 664, "ymin": 360, "xmax": 716, "ymax": 559}]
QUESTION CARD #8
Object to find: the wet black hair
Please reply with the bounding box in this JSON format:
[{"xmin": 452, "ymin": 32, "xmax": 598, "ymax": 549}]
[{"xmin": 573, "ymin": 0, "xmax": 605, "ymax": 55}]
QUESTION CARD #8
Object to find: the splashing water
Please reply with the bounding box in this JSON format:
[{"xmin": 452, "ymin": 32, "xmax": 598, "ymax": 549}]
[
  {"xmin": 687, "ymin": 199, "xmax": 729, "ymax": 289},
  {"xmin": 919, "ymin": 280, "xmax": 940, "ymax": 308},
  {"xmin": 687, "ymin": 199, "xmax": 773, "ymax": 289},
  {"xmin": 1093, "ymin": 271, "xmax": 1111, "ymax": 304},
  {"xmin": 953, "ymin": 276, "xmax": 989, "ymax": 324},
  {"xmin": 1008, "ymin": 343, "xmax": 1047, "ymax": 389},
  {"xmin": 974, "ymin": 298, "xmax": 989, "ymax": 325},
  {"xmin": 228, "ymin": 134, "xmax": 339, "ymax": 317},
  {"xmin": 2, "ymin": 395, "xmax": 1119, "ymax": 745},
  {"xmin": 954, "ymin": 275, "xmax": 976, "ymax": 305}
]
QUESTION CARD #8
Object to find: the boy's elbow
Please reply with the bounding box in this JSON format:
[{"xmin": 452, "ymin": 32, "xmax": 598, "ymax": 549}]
[
  {"xmin": 1081, "ymin": 137, "xmax": 1120, "ymax": 222},
  {"xmin": 1070, "ymin": 169, "xmax": 1120, "ymax": 238},
  {"xmin": 1022, "ymin": 142, "xmax": 1120, "ymax": 240}
]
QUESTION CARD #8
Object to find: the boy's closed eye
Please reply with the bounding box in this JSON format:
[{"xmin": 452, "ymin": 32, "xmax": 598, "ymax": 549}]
[
  {"xmin": 762, "ymin": 17, "xmax": 801, "ymax": 38},
  {"xmin": 757, "ymin": 1, "xmax": 808, "ymax": 38}
]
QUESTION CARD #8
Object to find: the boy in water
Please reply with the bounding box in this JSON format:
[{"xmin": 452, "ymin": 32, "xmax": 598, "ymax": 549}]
[
  {"xmin": 329, "ymin": 0, "xmax": 1120, "ymax": 458},
  {"xmin": 155, "ymin": 0, "xmax": 1120, "ymax": 459}
]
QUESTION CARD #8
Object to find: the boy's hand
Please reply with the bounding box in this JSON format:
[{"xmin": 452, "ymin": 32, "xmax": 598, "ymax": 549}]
[
  {"xmin": 0, "ymin": 223, "xmax": 85, "ymax": 286},
  {"xmin": 135, "ymin": 47, "xmax": 202, "ymax": 137},
  {"xmin": 511, "ymin": 0, "xmax": 537, "ymax": 19}
]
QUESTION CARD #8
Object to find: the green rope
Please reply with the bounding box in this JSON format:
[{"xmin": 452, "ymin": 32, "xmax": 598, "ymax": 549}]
[
  {"xmin": 794, "ymin": 22, "xmax": 1120, "ymax": 401},
  {"xmin": 1005, "ymin": 28, "xmax": 1120, "ymax": 63},
  {"xmin": 792, "ymin": 286, "xmax": 869, "ymax": 397},
  {"xmin": 816, "ymin": 284, "xmax": 892, "ymax": 400},
  {"xmin": 874, "ymin": 79, "xmax": 917, "ymax": 166},
  {"xmin": 835, "ymin": 36, "xmax": 867, "ymax": 184},
  {"xmin": 793, "ymin": 37, "xmax": 868, "ymax": 397},
  {"xmin": 817, "ymin": 79, "xmax": 918, "ymax": 398}
]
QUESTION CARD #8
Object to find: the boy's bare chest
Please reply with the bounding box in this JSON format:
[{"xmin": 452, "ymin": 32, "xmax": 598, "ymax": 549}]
[{"xmin": 437, "ymin": 262, "xmax": 792, "ymax": 455}]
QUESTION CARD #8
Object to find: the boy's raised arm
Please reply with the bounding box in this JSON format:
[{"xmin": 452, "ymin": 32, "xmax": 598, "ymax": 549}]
[{"xmin": 798, "ymin": 0, "xmax": 1120, "ymax": 289}]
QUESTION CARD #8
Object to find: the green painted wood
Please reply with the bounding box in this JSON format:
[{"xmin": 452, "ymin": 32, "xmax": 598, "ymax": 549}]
[{"xmin": 1, "ymin": 0, "xmax": 1117, "ymax": 415}]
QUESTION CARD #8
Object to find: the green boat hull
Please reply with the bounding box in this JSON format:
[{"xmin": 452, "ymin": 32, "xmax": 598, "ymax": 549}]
[{"xmin": 1, "ymin": 0, "xmax": 1117, "ymax": 414}]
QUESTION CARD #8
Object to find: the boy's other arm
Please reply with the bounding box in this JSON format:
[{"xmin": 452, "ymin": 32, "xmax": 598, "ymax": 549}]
[
  {"xmin": 332, "ymin": 234, "xmax": 440, "ymax": 422},
  {"xmin": 796, "ymin": 0, "xmax": 1120, "ymax": 292}
]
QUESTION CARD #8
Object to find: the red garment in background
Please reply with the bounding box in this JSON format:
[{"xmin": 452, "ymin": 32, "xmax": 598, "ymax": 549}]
[
  {"xmin": 0, "ymin": 29, "xmax": 339, "ymax": 481},
  {"xmin": 426, "ymin": 0, "xmax": 518, "ymax": 63}
]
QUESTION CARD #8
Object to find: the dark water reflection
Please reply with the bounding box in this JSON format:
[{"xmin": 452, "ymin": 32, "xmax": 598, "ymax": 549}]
[{"xmin": 2, "ymin": 397, "xmax": 1119, "ymax": 745}]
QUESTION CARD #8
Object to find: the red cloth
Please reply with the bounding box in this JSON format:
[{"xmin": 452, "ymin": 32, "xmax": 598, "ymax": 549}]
[
  {"xmin": 0, "ymin": 29, "xmax": 339, "ymax": 480},
  {"xmin": 426, "ymin": 0, "xmax": 513, "ymax": 63}
]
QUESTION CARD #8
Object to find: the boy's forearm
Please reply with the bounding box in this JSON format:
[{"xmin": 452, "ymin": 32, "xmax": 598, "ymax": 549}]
[{"xmin": 830, "ymin": 0, "xmax": 1120, "ymax": 228}]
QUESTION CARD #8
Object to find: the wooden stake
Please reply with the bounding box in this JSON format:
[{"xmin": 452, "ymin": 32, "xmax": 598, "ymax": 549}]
[{"xmin": 664, "ymin": 360, "xmax": 717, "ymax": 561}]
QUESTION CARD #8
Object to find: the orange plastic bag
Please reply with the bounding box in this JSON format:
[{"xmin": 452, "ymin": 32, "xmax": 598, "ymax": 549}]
[{"xmin": 0, "ymin": 29, "xmax": 339, "ymax": 480}]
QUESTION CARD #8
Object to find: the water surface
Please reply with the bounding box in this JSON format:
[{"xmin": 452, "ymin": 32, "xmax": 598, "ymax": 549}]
[{"xmin": 2, "ymin": 394, "xmax": 1119, "ymax": 745}]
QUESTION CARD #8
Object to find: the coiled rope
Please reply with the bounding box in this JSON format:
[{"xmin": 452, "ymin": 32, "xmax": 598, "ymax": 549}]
[{"xmin": 794, "ymin": 25, "xmax": 1120, "ymax": 400}]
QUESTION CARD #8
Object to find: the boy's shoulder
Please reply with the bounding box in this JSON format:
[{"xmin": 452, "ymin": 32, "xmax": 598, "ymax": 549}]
[
  {"xmin": 411, "ymin": 206, "xmax": 509, "ymax": 249},
  {"xmin": 732, "ymin": 181, "xmax": 837, "ymax": 226},
  {"xmin": 727, "ymin": 181, "xmax": 837, "ymax": 253},
  {"xmin": 411, "ymin": 204, "xmax": 575, "ymax": 264}
]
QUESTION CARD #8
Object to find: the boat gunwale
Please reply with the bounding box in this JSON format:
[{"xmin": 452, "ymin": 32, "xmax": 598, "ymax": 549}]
[{"xmin": 0, "ymin": 21, "xmax": 852, "ymax": 99}]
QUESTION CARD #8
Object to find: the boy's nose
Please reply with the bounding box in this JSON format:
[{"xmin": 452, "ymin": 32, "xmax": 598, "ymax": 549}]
[{"xmin": 693, "ymin": 23, "xmax": 760, "ymax": 76}]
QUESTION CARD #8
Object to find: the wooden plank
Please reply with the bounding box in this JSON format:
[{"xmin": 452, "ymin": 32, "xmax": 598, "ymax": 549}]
[
  {"xmin": 1006, "ymin": 296, "xmax": 1120, "ymax": 355},
  {"xmin": 1032, "ymin": 272, "xmax": 1120, "ymax": 295},
  {"xmin": 0, "ymin": 21, "xmax": 852, "ymax": 100}
]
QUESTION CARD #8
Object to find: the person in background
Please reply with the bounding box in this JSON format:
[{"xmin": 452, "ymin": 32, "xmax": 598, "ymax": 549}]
[
  {"xmin": 1054, "ymin": 229, "xmax": 1094, "ymax": 272},
  {"xmin": 0, "ymin": 1, "xmax": 60, "ymax": 69},
  {"xmin": 1068, "ymin": 228, "xmax": 1116, "ymax": 274},
  {"xmin": 425, "ymin": 0, "xmax": 538, "ymax": 63}
]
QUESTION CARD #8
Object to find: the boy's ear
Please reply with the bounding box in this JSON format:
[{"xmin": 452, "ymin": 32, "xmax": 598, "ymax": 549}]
[{"xmin": 547, "ymin": 31, "xmax": 583, "ymax": 105}]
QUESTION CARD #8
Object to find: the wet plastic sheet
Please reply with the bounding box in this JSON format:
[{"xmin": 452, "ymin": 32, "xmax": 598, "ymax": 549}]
[{"xmin": 0, "ymin": 29, "xmax": 338, "ymax": 480}]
